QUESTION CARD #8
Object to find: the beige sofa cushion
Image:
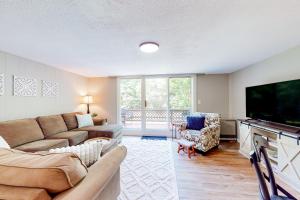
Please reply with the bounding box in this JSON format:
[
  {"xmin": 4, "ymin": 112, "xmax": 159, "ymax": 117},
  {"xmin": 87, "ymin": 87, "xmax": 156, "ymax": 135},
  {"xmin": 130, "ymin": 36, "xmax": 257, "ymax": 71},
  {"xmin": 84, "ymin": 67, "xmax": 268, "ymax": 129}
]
[
  {"xmin": 0, "ymin": 184, "xmax": 51, "ymax": 200},
  {"xmin": 15, "ymin": 139, "xmax": 69, "ymax": 152},
  {"xmin": 53, "ymin": 146, "xmax": 127, "ymax": 200},
  {"xmin": 47, "ymin": 131, "xmax": 88, "ymax": 146},
  {"xmin": 62, "ymin": 112, "xmax": 82, "ymax": 130},
  {"xmin": 0, "ymin": 148, "xmax": 87, "ymax": 193},
  {"xmin": 37, "ymin": 115, "xmax": 68, "ymax": 137},
  {"xmin": 0, "ymin": 119, "xmax": 44, "ymax": 148},
  {"xmin": 75, "ymin": 124, "xmax": 122, "ymax": 139}
]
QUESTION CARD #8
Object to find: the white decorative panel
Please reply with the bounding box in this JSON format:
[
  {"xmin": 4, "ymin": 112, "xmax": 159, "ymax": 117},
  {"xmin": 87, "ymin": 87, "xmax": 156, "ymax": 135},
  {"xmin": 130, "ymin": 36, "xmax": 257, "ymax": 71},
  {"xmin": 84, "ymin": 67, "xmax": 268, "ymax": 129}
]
[
  {"xmin": 238, "ymin": 123, "xmax": 252, "ymax": 158},
  {"xmin": 278, "ymin": 136, "xmax": 300, "ymax": 190},
  {"xmin": 0, "ymin": 73, "xmax": 4, "ymax": 96},
  {"xmin": 42, "ymin": 80, "xmax": 59, "ymax": 97},
  {"xmin": 13, "ymin": 76, "xmax": 37, "ymax": 96}
]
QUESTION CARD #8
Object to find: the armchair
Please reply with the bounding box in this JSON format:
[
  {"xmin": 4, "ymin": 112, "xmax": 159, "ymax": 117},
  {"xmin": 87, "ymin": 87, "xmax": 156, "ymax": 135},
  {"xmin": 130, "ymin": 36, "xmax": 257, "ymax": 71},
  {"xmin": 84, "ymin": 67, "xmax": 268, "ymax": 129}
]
[{"xmin": 179, "ymin": 112, "xmax": 221, "ymax": 153}]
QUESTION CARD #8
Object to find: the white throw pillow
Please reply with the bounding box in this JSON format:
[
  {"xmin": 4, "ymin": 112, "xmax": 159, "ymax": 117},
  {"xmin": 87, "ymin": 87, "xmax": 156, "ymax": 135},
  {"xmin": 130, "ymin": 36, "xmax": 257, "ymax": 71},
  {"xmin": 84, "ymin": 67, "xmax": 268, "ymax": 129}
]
[
  {"xmin": 76, "ymin": 114, "xmax": 94, "ymax": 128},
  {"xmin": 49, "ymin": 142, "xmax": 103, "ymax": 167},
  {"xmin": 0, "ymin": 136, "xmax": 10, "ymax": 149}
]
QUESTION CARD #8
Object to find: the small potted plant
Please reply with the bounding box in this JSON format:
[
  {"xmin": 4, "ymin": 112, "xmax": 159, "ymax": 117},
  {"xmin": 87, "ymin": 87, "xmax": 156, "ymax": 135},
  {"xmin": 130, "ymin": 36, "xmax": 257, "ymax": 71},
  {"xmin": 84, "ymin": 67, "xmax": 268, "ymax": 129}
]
[{"xmin": 91, "ymin": 113, "xmax": 98, "ymax": 118}]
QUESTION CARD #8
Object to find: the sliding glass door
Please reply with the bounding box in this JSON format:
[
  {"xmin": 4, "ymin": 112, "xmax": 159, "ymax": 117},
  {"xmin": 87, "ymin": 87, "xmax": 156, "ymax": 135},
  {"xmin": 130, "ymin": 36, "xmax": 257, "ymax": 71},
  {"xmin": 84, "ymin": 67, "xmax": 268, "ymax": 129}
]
[
  {"xmin": 119, "ymin": 76, "xmax": 193, "ymax": 132},
  {"xmin": 120, "ymin": 78, "xmax": 142, "ymax": 129},
  {"xmin": 145, "ymin": 77, "xmax": 169, "ymax": 130},
  {"xmin": 169, "ymin": 77, "xmax": 192, "ymax": 126}
]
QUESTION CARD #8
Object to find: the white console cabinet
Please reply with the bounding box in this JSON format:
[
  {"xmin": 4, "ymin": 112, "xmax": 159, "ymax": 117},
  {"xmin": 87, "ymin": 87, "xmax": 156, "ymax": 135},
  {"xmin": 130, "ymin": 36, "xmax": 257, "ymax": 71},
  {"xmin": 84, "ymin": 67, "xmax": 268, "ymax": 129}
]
[
  {"xmin": 238, "ymin": 120, "xmax": 300, "ymax": 193},
  {"xmin": 278, "ymin": 135, "xmax": 300, "ymax": 190},
  {"xmin": 238, "ymin": 122, "xmax": 252, "ymax": 158}
]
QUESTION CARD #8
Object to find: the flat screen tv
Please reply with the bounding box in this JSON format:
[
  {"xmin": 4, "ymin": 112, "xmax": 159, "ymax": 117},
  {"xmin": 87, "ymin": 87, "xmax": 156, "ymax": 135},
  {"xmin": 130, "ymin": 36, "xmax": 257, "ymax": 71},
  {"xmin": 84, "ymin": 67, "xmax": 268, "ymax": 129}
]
[{"xmin": 246, "ymin": 79, "xmax": 300, "ymax": 128}]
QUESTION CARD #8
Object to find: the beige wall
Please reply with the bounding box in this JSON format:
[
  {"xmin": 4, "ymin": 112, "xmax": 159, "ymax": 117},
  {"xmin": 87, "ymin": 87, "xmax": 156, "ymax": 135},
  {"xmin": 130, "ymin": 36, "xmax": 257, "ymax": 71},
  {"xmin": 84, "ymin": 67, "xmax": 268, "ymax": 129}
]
[
  {"xmin": 0, "ymin": 51, "xmax": 88, "ymax": 121},
  {"xmin": 87, "ymin": 75, "xmax": 230, "ymax": 123},
  {"xmin": 229, "ymin": 46, "xmax": 300, "ymax": 119},
  {"xmin": 87, "ymin": 77, "xmax": 117, "ymax": 123},
  {"xmin": 197, "ymin": 74, "xmax": 229, "ymax": 119}
]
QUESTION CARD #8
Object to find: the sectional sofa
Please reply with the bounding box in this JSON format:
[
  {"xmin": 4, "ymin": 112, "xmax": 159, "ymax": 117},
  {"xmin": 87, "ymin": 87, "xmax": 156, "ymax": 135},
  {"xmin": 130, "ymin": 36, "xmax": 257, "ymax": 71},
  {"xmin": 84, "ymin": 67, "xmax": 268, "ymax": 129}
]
[
  {"xmin": 0, "ymin": 112, "xmax": 125, "ymax": 200},
  {"xmin": 0, "ymin": 112, "xmax": 123, "ymax": 152}
]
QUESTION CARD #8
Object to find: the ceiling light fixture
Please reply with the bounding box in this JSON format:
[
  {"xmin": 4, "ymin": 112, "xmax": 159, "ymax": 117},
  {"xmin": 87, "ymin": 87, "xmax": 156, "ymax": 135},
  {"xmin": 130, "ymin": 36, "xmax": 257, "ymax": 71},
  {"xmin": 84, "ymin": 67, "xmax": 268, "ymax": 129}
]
[{"xmin": 139, "ymin": 42, "xmax": 159, "ymax": 53}]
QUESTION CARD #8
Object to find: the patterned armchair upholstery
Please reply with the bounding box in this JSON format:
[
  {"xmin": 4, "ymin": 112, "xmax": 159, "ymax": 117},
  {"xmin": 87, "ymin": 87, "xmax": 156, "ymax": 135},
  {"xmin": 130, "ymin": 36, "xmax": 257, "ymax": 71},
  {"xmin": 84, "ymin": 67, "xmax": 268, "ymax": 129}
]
[{"xmin": 179, "ymin": 113, "xmax": 221, "ymax": 153}]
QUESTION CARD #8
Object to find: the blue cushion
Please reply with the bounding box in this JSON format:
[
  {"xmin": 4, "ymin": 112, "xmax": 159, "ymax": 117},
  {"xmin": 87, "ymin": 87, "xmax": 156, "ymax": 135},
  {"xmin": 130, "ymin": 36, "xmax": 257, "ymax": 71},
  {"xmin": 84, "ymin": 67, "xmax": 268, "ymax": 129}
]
[{"xmin": 186, "ymin": 116, "xmax": 205, "ymax": 130}]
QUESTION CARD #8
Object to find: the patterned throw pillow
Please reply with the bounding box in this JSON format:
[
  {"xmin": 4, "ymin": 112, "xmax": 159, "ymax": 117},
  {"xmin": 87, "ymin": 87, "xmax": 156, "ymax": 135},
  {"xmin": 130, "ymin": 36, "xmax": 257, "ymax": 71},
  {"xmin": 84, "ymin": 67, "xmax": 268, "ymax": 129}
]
[
  {"xmin": 0, "ymin": 136, "xmax": 10, "ymax": 149},
  {"xmin": 76, "ymin": 114, "xmax": 94, "ymax": 128},
  {"xmin": 49, "ymin": 142, "xmax": 103, "ymax": 167}
]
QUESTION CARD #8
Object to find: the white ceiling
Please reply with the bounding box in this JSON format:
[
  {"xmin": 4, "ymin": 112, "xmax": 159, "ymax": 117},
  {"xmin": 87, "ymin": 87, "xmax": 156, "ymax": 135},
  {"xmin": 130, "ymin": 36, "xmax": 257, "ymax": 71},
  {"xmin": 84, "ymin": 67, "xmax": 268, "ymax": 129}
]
[{"xmin": 0, "ymin": 0, "xmax": 300, "ymax": 77}]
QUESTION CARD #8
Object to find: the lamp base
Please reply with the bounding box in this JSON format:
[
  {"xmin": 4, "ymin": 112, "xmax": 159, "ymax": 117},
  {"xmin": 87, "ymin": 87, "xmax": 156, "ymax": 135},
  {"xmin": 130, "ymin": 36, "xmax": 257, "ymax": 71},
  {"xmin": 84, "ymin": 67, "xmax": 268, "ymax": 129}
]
[{"xmin": 87, "ymin": 104, "xmax": 90, "ymax": 114}]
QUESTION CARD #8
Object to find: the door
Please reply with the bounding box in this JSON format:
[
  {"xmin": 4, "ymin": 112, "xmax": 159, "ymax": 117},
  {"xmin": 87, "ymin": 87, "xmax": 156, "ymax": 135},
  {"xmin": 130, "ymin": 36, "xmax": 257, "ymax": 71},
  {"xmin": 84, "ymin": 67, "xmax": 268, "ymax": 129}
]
[
  {"xmin": 145, "ymin": 77, "xmax": 169, "ymax": 130},
  {"xmin": 119, "ymin": 76, "xmax": 193, "ymax": 132},
  {"xmin": 119, "ymin": 78, "xmax": 142, "ymax": 129}
]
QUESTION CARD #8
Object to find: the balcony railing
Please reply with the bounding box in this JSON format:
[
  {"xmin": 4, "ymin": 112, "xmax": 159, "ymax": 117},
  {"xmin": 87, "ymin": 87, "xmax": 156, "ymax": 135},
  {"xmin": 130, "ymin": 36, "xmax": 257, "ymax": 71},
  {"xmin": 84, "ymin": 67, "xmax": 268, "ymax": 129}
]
[{"xmin": 121, "ymin": 109, "xmax": 191, "ymax": 126}]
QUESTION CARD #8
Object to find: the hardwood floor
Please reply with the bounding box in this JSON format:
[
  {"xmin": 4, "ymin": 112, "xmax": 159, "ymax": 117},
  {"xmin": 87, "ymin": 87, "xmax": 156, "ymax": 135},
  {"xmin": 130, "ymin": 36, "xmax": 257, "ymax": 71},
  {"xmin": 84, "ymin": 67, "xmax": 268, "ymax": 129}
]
[
  {"xmin": 172, "ymin": 140, "xmax": 300, "ymax": 200},
  {"xmin": 123, "ymin": 136, "xmax": 299, "ymax": 199},
  {"xmin": 173, "ymin": 141, "xmax": 259, "ymax": 200}
]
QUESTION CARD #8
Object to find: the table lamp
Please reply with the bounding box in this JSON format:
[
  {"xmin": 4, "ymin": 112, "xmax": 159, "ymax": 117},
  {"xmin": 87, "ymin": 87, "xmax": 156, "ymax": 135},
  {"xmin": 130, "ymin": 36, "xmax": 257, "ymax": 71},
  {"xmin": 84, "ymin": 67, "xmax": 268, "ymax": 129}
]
[{"xmin": 83, "ymin": 95, "xmax": 93, "ymax": 114}]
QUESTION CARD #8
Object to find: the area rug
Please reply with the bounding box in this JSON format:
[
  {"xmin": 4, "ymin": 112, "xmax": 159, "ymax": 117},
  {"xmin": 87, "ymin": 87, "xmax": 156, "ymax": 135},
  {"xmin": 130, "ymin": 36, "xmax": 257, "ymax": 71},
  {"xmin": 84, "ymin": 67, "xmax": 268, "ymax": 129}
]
[
  {"xmin": 141, "ymin": 136, "xmax": 167, "ymax": 141},
  {"xmin": 118, "ymin": 137, "xmax": 179, "ymax": 200}
]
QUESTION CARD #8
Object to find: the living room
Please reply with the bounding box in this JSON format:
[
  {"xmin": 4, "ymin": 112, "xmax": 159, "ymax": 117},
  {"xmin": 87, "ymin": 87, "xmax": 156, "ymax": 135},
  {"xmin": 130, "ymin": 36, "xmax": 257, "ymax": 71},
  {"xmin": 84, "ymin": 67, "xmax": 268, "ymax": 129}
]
[{"xmin": 0, "ymin": 1, "xmax": 300, "ymax": 200}]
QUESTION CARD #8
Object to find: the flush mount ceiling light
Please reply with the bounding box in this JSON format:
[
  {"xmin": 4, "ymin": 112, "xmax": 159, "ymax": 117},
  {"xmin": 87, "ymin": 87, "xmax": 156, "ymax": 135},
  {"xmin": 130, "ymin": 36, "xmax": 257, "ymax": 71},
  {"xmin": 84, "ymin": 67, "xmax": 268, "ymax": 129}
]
[{"xmin": 139, "ymin": 42, "xmax": 159, "ymax": 53}]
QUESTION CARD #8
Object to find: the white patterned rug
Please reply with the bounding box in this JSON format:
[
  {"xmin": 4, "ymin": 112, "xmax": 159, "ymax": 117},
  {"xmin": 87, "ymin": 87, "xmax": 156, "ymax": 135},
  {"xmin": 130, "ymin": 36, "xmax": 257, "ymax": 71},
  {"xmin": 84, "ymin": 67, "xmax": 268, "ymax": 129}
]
[{"xmin": 118, "ymin": 137, "xmax": 179, "ymax": 200}]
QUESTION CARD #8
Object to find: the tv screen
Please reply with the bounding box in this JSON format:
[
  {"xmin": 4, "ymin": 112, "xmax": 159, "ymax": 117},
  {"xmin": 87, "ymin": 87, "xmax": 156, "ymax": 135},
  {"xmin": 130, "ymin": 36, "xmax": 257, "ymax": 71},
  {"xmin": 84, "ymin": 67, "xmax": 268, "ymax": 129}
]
[{"xmin": 246, "ymin": 79, "xmax": 300, "ymax": 127}]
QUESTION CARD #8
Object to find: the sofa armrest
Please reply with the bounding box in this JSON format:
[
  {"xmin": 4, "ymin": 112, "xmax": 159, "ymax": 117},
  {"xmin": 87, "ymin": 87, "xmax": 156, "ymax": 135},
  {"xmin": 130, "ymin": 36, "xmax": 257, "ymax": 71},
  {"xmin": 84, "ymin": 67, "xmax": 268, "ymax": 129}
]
[
  {"xmin": 54, "ymin": 145, "xmax": 127, "ymax": 200},
  {"xmin": 0, "ymin": 184, "xmax": 51, "ymax": 200},
  {"xmin": 200, "ymin": 124, "xmax": 221, "ymax": 137}
]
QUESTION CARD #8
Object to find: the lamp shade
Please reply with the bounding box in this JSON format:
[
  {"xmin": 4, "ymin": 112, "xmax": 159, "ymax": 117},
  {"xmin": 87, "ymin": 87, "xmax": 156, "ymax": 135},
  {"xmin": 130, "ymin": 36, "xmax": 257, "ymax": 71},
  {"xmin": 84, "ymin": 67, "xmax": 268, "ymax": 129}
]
[{"xmin": 83, "ymin": 95, "xmax": 93, "ymax": 104}]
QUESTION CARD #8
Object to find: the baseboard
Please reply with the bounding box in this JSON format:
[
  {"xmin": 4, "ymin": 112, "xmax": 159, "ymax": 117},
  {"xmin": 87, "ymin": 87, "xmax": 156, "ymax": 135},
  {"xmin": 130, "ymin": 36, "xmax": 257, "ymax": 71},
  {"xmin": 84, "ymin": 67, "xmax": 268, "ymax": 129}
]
[{"xmin": 220, "ymin": 137, "xmax": 237, "ymax": 141}]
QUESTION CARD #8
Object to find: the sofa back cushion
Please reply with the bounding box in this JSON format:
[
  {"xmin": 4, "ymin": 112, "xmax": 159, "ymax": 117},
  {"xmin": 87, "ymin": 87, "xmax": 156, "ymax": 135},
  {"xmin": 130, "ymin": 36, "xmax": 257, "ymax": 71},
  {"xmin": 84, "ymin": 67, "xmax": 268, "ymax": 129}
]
[
  {"xmin": 204, "ymin": 113, "xmax": 221, "ymax": 127},
  {"xmin": 0, "ymin": 119, "xmax": 44, "ymax": 148},
  {"xmin": 62, "ymin": 112, "xmax": 82, "ymax": 130},
  {"xmin": 37, "ymin": 115, "xmax": 68, "ymax": 137},
  {"xmin": 0, "ymin": 148, "xmax": 88, "ymax": 193}
]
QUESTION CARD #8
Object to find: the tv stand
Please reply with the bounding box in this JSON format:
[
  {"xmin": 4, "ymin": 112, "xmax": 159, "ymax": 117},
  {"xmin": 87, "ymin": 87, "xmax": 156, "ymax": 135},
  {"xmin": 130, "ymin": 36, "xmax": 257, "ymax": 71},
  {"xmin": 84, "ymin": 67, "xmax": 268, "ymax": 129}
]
[
  {"xmin": 238, "ymin": 119, "xmax": 300, "ymax": 194},
  {"xmin": 242, "ymin": 119, "xmax": 300, "ymax": 136}
]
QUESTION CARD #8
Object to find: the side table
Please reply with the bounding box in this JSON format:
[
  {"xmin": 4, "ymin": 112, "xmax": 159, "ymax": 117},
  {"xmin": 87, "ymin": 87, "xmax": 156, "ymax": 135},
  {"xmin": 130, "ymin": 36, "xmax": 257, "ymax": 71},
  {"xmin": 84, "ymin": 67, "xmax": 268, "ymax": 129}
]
[
  {"xmin": 93, "ymin": 118, "xmax": 108, "ymax": 126},
  {"xmin": 171, "ymin": 122, "xmax": 183, "ymax": 140}
]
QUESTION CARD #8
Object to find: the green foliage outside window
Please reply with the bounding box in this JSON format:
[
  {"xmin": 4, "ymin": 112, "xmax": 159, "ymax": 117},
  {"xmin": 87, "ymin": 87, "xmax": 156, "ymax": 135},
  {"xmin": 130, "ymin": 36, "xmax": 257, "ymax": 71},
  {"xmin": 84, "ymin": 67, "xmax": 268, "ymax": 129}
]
[{"xmin": 120, "ymin": 77, "xmax": 192, "ymax": 110}]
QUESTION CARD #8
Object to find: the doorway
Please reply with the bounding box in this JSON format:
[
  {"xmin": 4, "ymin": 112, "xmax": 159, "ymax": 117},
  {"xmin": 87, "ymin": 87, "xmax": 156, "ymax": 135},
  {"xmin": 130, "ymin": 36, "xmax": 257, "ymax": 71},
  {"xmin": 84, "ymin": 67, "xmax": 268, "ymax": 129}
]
[{"xmin": 119, "ymin": 76, "xmax": 194, "ymax": 133}]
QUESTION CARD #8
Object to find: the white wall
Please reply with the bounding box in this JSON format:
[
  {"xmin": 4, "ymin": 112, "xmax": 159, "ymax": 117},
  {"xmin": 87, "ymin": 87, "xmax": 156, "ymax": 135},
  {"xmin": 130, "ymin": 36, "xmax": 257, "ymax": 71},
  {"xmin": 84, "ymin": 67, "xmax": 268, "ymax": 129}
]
[
  {"xmin": 197, "ymin": 74, "xmax": 229, "ymax": 118},
  {"xmin": 229, "ymin": 46, "xmax": 300, "ymax": 119},
  {"xmin": 0, "ymin": 51, "xmax": 88, "ymax": 121}
]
